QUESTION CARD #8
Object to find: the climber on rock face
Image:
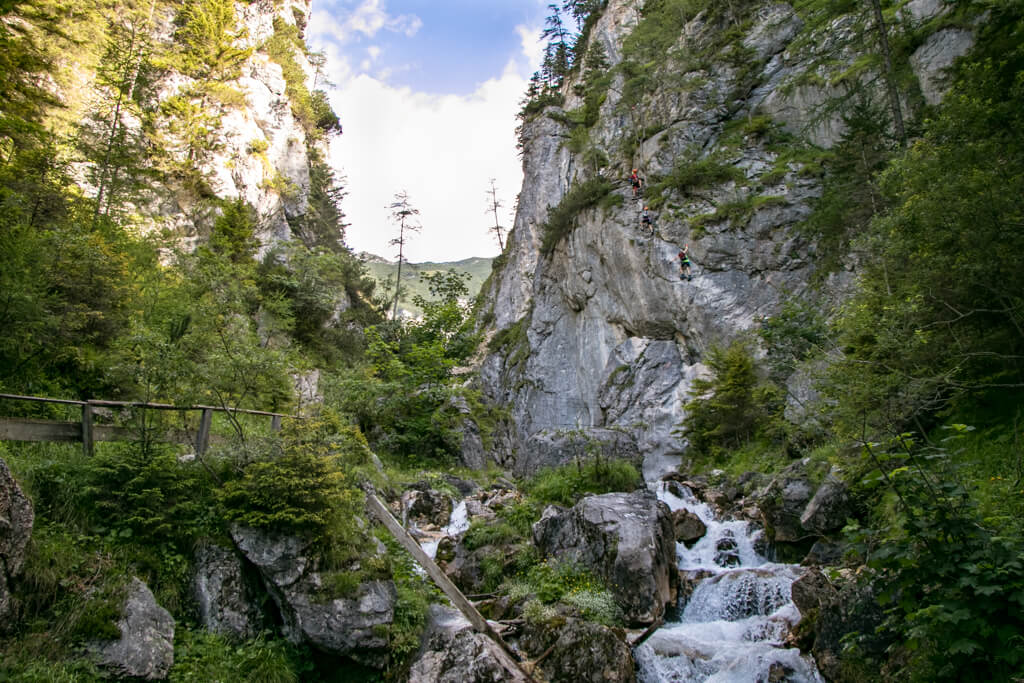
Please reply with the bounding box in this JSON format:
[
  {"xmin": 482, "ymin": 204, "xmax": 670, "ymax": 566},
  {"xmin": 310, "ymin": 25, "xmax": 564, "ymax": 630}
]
[
  {"xmin": 630, "ymin": 168, "xmax": 643, "ymax": 199},
  {"xmin": 679, "ymin": 245, "xmax": 692, "ymax": 281},
  {"xmin": 641, "ymin": 205, "xmax": 653, "ymax": 231}
]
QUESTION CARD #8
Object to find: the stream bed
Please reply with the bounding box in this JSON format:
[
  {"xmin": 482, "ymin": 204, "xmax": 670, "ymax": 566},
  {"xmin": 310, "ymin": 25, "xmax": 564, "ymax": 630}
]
[{"xmin": 635, "ymin": 483, "xmax": 824, "ymax": 682}]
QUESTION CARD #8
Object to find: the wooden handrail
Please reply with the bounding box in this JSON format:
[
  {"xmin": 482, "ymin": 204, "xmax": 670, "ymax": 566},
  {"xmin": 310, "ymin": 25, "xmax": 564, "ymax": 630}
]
[
  {"xmin": 0, "ymin": 393, "xmax": 293, "ymax": 418},
  {"xmin": 0, "ymin": 393, "xmax": 297, "ymax": 456}
]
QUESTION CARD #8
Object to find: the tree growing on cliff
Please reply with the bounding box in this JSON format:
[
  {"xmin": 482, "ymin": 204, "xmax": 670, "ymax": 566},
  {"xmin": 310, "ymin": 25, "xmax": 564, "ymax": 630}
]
[
  {"xmin": 387, "ymin": 190, "xmax": 421, "ymax": 320},
  {"xmin": 485, "ymin": 178, "xmax": 506, "ymax": 251}
]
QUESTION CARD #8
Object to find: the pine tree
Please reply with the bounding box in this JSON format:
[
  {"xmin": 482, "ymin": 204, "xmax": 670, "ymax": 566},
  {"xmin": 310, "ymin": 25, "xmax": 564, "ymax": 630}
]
[
  {"xmin": 387, "ymin": 190, "xmax": 421, "ymax": 320},
  {"xmin": 79, "ymin": 10, "xmax": 158, "ymax": 226},
  {"xmin": 484, "ymin": 178, "xmax": 506, "ymax": 251}
]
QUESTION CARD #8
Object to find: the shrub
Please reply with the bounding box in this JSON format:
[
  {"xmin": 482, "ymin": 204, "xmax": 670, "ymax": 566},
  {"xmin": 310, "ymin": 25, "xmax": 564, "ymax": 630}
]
[
  {"xmin": 526, "ymin": 457, "xmax": 642, "ymax": 506},
  {"xmin": 540, "ymin": 177, "xmax": 614, "ymax": 254}
]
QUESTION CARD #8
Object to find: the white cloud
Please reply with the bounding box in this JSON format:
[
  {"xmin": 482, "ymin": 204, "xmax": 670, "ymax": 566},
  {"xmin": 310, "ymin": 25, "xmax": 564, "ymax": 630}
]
[
  {"xmin": 516, "ymin": 24, "xmax": 545, "ymax": 74},
  {"xmin": 326, "ymin": 61, "xmax": 528, "ymax": 261},
  {"xmin": 311, "ymin": 17, "xmax": 547, "ymax": 261},
  {"xmin": 307, "ymin": 1, "xmax": 421, "ymax": 45}
]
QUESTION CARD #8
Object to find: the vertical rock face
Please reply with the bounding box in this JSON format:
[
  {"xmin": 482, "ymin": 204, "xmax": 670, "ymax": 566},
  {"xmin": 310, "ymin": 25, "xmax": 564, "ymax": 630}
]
[
  {"xmin": 475, "ymin": 0, "xmax": 974, "ymax": 477},
  {"xmin": 110, "ymin": 0, "xmax": 323, "ymax": 250},
  {"xmin": 0, "ymin": 457, "xmax": 33, "ymax": 627},
  {"xmin": 193, "ymin": 542, "xmax": 265, "ymax": 641}
]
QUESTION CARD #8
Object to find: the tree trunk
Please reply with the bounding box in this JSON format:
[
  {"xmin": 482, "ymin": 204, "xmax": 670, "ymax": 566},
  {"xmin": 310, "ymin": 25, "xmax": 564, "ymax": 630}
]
[{"xmin": 868, "ymin": 0, "xmax": 906, "ymax": 146}]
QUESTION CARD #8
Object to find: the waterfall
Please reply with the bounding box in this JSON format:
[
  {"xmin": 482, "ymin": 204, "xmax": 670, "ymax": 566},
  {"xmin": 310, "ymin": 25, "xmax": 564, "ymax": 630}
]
[{"xmin": 635, "ymin": 483, "xmax": 823, "ymax": 683}]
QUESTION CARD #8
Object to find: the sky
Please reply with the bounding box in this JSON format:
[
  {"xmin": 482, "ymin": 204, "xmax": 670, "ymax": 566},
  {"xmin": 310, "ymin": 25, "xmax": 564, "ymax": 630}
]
[{"xmin": 306, "ymin": 0, "xmax": 549, "ymax": 262}]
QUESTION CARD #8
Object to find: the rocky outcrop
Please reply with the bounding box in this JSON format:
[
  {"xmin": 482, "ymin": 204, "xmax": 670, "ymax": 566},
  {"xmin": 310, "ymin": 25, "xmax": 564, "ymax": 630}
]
[
  {"xmin": 476, "ymin": 0, "xmax": 981, "ymax": 482},
  {"xmin": 532, "ymin": 491, "xmax": 676, "ymax": 625},
  {"xmin": 193, "ymin": 542, "xmax": 264, "ymax": 641},
  {"xmin": 0, "ymin": 457, "xmax": 33, "ymax": 627},
  {"xmin": 407, "ymin": 605, "xmax": 529, "ymax": 683},
  {"xmin": 799, "ymin": 471, "xmax": 852, "ymax": 535},
  {"xmin": 231, "ymin": 525, "xmax": 396, "ymax": 667},
  {"xmin": 402, "ymin": 484, "xmax": 453, "ymax": 529},
  {"xmin": 517, "ymin": 428, "xmax": 639, "ymax": 478},
  {"xmin": 790, "ymin": 567, "xmax": 888, "ymax": 681},
  {"xmin": 91, "ymin": 577, "xmax": 175, "ymax": 680},
  {"xmin": 520, "ymin": 615, "xmax": 636, "ymax": 683}
]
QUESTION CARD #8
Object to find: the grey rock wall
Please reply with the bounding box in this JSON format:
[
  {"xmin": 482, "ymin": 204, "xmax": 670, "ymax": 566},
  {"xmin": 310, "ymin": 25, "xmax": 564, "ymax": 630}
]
[{"xmin": 475, "ymin": 0, "xmax": 979, "ymax": 480}]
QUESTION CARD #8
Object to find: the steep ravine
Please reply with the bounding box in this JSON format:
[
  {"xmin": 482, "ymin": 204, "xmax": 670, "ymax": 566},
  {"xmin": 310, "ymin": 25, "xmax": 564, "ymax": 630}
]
[{"xmin": 475, "ymin": 0, "xmax": 971, "ymax": 480}]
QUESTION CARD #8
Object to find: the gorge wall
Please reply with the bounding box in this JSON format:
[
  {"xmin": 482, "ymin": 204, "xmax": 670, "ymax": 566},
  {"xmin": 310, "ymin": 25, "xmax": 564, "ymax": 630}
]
[{"xmin": 475, "ymin": 0, "xmax": 975, "ymax": 479}]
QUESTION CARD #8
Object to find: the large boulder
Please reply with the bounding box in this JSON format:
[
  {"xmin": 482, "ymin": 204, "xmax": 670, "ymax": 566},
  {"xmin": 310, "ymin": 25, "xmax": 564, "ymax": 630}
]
[
  {"xmin": 520, "ymin": 615, "xmax": 636, "ymax": 683},
  {"xmin": 0, "ymin": 457, "xmax": 33, "ymax": 627},
  {"xmin": 673, "ymin": 508, "xmax": 707, "ymax": 546},
  {"xmin": 790, "ymin": 568, "xmax": 888, "ymax": 681},
  {"xmin": 91, "ymin": 577, "xmax": 175, "ymax": 680},
  {"xmin": 407, "ymin": 605, "xmax": 529, "ymax": 682},
  {"xmin": 192, "ymin": 542, "xmax": 264, "ymax": 640},
  {"xmin": 231, "ymin": 525, "xmax": 396, "ymax": 668},
  {"xmin": 800, "ymin": 471, "xmax": 852, "ymax": 535},
  {"xmin": 532, "ymin": 491, "xmax": 677, "ymax": 625}
]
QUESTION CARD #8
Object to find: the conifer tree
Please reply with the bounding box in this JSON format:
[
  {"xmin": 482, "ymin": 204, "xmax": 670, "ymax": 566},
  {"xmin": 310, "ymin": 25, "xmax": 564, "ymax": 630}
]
[
  {"xmin": 485, "ymin": 178, "xmax": 506, "ymax": 251},
  {"xmin": 79, "ymin": 10, "xmax": 158, "ymax": 226},
  {"xmin": 387, "ymin": 190, "xmax": 421, "ymax": 320}
]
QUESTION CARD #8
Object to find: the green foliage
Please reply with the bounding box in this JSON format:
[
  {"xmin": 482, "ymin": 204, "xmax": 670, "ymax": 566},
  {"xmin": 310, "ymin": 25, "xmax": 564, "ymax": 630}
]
[
  {"xmin": 646, "ymin": 155, "xmax": 745, "ymax": 208},
  {"xmin": 825, "ymin": 5, "xmax": 1024, "ymax": 437},
  {"xmin": 264, "ymin": 19, "xmax": 341, "ymax": 137},
  {"xmin": 218, "ymin": 421, "xmax": 363, "ymax": 539},
  {"xmin": 174, "ymin": 0, "xmax": 252, "ymax": 82},
  {"xmin": 85, "ymin": 442, "xmax": 216, "ymax": 546},
  {"xmin": 845, "ymin": 430, "xmax": 1024, "ymax": 681},
  {"xmin": 680, "ymin": 339, "xmax": 783, "ymax": 459},
  {"xmin": 526, "ymin": 456, "xmax": 642, "ymax": 506},
  {"xmin": 210, "ymin": 198, "xmax": 258, "ymax": 263},
  {"xmin": 540, "ymin": 176, "xmax": 613, "ymax": 254},
  {"xmin": 170, "ymin": 630, "xmax": 300, "ymax": 683},
  {"xmin": 513, "ymin": 559, "xmax": 622, "ymax": 625}
]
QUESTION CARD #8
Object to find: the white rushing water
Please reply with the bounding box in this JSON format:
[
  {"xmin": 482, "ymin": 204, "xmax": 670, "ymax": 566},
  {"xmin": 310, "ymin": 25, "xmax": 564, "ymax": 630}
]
[
  {"xmin": 418, "ymin": 500, "xmax": 470, "ymax": 560},
  {"xmin": 635, "ymin": 483, "xmax": 824, "ymax": 683}
]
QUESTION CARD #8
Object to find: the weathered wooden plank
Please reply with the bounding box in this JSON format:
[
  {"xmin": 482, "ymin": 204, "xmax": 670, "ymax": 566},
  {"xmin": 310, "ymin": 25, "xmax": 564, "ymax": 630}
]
[
  {"xmin": 0, "ymin": 418, "xmax": 82, "ymax": 442},
  {"xmin": 364, "ymin": 492, "xmax": 535, "ymax": 682},
  {"xmin": 195, "ymin": 408, "xmax": 213, "ymax": 456},
  {"xmin": 0, "ymin": 418, "xmax": 206, "ymax": 448},
  {"xmin": 82, "ymin": 404, "xmax": 94, "ymax": 457}
]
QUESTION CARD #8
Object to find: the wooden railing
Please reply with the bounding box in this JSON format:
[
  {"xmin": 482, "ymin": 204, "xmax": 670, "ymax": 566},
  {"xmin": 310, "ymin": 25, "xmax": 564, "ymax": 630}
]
[{"xmin": 0, "ymin": 393, "xmax": 292, "ymax": 457}]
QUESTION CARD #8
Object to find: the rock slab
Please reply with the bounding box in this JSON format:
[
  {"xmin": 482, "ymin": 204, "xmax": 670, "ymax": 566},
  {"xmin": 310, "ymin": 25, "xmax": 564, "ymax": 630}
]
[
  {"xmin": 193, "ymin": 542, "xmax": 264, "ymax": 640},
  {"xmin": 532, "ymin": 491, "xmax": 677, "ymax": 625},
  {"xmin": 92, "ymin": 577, "xmax": 175, "ymax": 680}
]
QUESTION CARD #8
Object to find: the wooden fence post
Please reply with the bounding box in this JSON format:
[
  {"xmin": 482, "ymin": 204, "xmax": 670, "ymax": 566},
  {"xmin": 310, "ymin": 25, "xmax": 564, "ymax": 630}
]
[
  {"xmin": 195, "ymin": 408, "xmax": 213, "ymax": 456},
  {"xmin": 82, "ymin": 402, "xmax": 95, "ymax": 457},
  {"xmin": 271, "ymin": 415, "xmax": 282, "ymax": 432}
]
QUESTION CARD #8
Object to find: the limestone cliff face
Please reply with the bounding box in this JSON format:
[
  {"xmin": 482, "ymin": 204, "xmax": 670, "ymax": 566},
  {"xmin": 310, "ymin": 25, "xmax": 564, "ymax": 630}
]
[
  {"xmin": 147, "ymin": 0, "xmax": 320, "ymax": 250},
  {"xmin": 477, "ymin": 0, "xmax": 973, "ymax": 478}
]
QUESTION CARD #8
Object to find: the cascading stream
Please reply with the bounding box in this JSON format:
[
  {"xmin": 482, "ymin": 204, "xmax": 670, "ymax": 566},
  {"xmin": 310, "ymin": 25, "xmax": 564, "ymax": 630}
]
[{"xmin": 635, "ymin": 483, "xmax": 823, "ymax": 683}]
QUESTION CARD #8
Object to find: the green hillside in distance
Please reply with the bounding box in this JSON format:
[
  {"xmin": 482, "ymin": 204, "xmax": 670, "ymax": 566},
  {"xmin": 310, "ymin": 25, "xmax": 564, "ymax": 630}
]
[{"xmin": 361, "ymin": 253, "xmax": 494, "ymax": 317}]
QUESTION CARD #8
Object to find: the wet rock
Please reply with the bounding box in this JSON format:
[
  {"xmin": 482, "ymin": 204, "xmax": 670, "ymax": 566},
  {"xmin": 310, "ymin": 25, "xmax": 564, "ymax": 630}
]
[
  {"xmin": 192, "ymin": 542, "xmax": 263, "ymax": 640},
  {"xmin": 714, "ymin": 532, "xmax": 741, "ymax": 568},
  {"xmin": 768, "ymin": 661, "xmax": 796, "ymax": 682},
  {"xmin": 0, "ymin": 457, "xmax": 33, "ymax": 628},
  {"xmin": 757, "ymin": 467, "xmax": 816, "ymax": 544},
  {"xmin": 520, "ymin": 616, "xmax": 636, "ymax": 683},
  {"xmin": 532, "ymin": 491, "xmax": 677, "ymax": 625},
  {"xmin": 791, "ymin": 568, "xmax": 888, "ymax": 681},
  {"xmin": 407, "ymin": 605, "xmax": 529, "ymax": 682},
  {"xmin": 678, "ymin": 569, "xmax": 715, "ymax": 609},
  {"xmin": 802, "ymin": 539, "xmax": 843, "ymax": 566},
  {"xmin": 800, "ymin": 471, "xmax": 851, "ymax": 535},
  {"xmin": 402, "ymin": 484, "xmax": 453, "ymax": 528},
  {"xmin": 673, "ymin": 509, "xmax": 707, "ymax": 546},
  {"xmin": 231, "ymin": 525, "xmax": 395, "ymax": 667},
  {"xmin": 91, "ymin": 577, "xmax": 175, "ymax": 680}
]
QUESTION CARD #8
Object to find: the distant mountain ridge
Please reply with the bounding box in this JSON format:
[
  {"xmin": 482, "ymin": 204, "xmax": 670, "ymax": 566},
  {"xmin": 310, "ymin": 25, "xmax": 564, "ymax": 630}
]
[{"xmin": 361, "ymin": 253, "xmax": 494, "ymax": 317}]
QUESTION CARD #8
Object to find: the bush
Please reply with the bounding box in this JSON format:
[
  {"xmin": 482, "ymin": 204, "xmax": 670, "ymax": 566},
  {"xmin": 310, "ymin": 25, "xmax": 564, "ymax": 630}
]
[
  {"xmin": 540, "ymin": 177, "xmax": 614, "ymax": 254},
  {"xmin": 526, "ymin": 457, "xmax": 642, "ymax": 506}
]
